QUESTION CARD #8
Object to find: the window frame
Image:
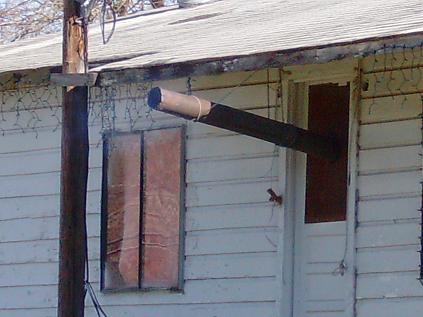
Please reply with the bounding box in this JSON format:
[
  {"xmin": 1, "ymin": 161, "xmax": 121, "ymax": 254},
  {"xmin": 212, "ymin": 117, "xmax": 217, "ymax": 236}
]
[{"xmin": 100, "ymin": 125, "xmax": 186, "ymax": 293}]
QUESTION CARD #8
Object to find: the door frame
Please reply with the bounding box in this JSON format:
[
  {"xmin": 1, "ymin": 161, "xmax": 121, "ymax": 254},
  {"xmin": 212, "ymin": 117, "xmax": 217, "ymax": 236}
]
[{"xmin": 276, "ymin": 59, "xmax": 360, "ymax": 317}]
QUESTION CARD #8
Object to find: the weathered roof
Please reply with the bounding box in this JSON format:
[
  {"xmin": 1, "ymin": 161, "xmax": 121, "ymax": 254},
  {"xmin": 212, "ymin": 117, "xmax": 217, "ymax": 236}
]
[{"xmin": 1, "ymin": 0, "xmax": 423, "ymax": 76}]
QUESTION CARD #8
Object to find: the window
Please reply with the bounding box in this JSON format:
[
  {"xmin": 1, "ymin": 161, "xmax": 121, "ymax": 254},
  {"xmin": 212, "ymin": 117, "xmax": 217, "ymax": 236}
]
[
  {"xmin": 101, "ymin": 127, "xmax": 185, "ymax": 291},
  {"xmin": 305, "ymin": 83, "xmax": 350, "ymax": 223}
]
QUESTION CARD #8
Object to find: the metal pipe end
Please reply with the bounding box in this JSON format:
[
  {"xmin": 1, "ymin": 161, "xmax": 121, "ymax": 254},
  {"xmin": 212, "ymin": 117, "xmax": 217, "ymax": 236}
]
[
  {"xmin": 148, "ymin": 87, "xmax": 162, "ymax": 110},
  {"xmin": 147, "ymin": 87, "xmax": 212, "ymax": 119}
]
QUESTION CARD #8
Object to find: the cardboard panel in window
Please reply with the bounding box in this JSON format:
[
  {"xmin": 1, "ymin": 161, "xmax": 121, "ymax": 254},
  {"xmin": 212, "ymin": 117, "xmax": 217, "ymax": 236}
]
[
  {"xmin": 142, "ymin": 128, "xmax": 182, "ymax": 289},
  {"xmin": 104, "ymin": 134, "xmax": 141, "ymax": 289}
]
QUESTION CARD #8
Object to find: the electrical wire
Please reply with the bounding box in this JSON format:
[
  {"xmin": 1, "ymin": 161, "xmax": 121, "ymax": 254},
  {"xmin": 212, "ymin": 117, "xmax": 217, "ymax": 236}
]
[
  {"xmin": 84, "ymin": 88, "xmax": 109, "ymax": 317},
  {"xmin": 101, "ymin": 0, "xmax": 117, "ymax": 44},
  {"xmin": 84, "ymin": 218, "xmax": 109, "ymax": 317}
]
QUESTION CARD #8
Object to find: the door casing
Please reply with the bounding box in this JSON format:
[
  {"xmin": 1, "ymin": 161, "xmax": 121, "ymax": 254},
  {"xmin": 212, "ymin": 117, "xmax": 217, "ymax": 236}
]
[{"xmin": 276, "ymin": 59, "xmax": 360, "ymax": 317}]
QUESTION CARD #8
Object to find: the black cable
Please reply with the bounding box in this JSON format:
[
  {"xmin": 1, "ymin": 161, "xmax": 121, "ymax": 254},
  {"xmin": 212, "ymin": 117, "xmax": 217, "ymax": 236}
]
[
  {"xmin": 84, "ymin": 216, "xmax": 109, "ymax": 317},
  {"xmin": 101, "ymin": 0, "xmax": 117, "ymax": 44},
  {"xmin": 83, "ymin": 89, "xmax": 109, "ymax": 317}
]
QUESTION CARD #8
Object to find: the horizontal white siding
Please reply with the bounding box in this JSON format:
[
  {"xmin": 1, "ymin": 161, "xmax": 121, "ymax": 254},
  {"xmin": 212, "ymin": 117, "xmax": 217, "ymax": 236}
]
[
  {"xmin": 356, "ymin": 55, "xmax": 423, "ymax": 316},
  {"xmin": 0, "ymin": 69, "xmax": 282, "ymax": 316}
]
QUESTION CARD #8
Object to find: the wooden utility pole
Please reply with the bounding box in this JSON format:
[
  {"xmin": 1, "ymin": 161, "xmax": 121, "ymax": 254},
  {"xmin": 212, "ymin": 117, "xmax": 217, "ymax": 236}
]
[{"xmin": 58, "ymin": 1, "xmax": 89, "ymax": 317}]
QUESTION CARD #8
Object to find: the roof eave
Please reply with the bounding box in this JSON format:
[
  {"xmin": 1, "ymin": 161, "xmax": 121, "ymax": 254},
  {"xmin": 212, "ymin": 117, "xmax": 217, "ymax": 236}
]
[
  {"xmin": 3, "ymin": 31, "xmax": 423, "ymax": 88},
  {"xmin": 96, "ymin": 31, "xmax": 423, "ymax": 86}
]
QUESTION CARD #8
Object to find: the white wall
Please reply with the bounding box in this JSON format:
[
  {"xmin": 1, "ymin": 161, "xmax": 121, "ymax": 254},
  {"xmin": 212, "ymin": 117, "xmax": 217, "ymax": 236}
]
[
  {"xmin": 1, "ymin": 52, "xmax": 422, "ymax": 317},
  {"xmin": 0, "ymin": 69, "xmax": 283, "ymax": 317},
  {"xmin": 356, "ymin": 54, "xmax": 423, "ymax": 317}
]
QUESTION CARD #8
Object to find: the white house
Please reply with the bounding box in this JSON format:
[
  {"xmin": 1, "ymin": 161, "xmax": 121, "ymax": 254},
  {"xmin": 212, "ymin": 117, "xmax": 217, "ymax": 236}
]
[{"xmin": 0, "ymin": 0, "xmax": 423, "ymax": 316}]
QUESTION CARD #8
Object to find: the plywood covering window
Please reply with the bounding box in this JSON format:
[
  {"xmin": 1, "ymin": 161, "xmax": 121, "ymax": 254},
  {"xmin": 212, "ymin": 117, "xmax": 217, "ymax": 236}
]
[
  {"xmin": 101, "ymin": 127, "xmax": 185, "ymax": 291},
  {"xmin": 305, "ymin": 83, "xmax": 349, "ymax": 223}
]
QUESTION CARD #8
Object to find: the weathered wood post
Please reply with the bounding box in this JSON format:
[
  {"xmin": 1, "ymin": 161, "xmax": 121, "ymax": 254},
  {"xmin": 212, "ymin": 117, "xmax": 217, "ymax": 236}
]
[{"xmin": 58, "ymin": 1, "xmax": 89, "ymax": 316}]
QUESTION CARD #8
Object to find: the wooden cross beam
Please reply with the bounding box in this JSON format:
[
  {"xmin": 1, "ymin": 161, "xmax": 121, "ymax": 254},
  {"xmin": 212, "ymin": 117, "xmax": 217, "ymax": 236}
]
[
  {"xmin": 50, "ymin": 73, "xmax": 98, "ymax": 86},
  {"xmin": 148, "ymin": 87, "xmax": 340, "ymax": 161}
]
